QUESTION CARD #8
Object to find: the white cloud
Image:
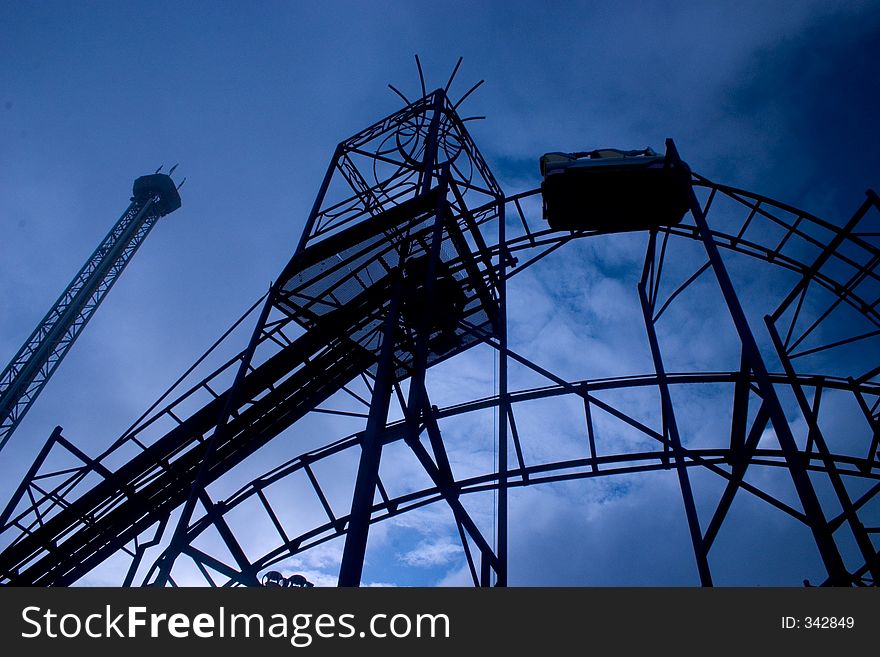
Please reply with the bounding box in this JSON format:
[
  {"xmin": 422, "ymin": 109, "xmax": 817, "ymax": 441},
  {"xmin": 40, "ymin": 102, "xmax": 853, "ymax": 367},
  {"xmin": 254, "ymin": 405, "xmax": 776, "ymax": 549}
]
[{"xmin": 398, "ymin": 538, "xmax": 462, "ymax": 568}]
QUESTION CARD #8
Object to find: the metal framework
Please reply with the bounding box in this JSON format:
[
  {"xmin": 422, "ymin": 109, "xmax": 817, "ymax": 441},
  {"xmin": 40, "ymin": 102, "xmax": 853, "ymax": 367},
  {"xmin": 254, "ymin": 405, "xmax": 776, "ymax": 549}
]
[
  {"xmin": 0, "ymin": 73, "xmax": 877, "ymax": 587},
  {"xmin": 0, "ymin": 172, "xmax": 182, "ymax": 452}
]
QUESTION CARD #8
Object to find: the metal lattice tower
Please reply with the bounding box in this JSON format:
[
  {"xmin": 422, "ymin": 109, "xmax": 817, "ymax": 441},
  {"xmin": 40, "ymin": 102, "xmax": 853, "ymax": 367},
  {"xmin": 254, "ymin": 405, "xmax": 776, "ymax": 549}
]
[
  {"xmin": 0, "ymin": 172, "xmax": 182, "ymax": 452},
  {"xmin": 0, "ymin": 64, "xmax": 877, "ymax": 587}
]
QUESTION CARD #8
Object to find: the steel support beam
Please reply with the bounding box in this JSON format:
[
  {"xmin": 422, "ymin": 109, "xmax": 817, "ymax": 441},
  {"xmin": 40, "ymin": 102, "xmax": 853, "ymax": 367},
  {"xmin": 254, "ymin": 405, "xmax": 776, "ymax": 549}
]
[
  {"xmin": 638, "ymin": 234, "xmax": 712, "ymax": 585},
  {"xmin": 667, "ymin": 138, "xmax": 851, "ymax": 585},
  {"xmin": 152, "ymin": 286, "xmax": 276, "ymax": 587},
  {"xmin": 338, "ymin": 91, "xmax": 447, "ymax": 586},
  {"xmin": 766, "ymin": 318, "xmax": 880, "ymax": 582}
]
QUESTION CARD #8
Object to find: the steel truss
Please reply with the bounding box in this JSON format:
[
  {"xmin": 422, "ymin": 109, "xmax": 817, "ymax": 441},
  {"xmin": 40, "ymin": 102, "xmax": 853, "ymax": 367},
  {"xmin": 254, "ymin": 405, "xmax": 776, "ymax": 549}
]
[
  {"xmin": 0, "ymin": 87, "xmax": 877, "ymax": 587},
  {"xmin": 0, "ymin": 173, "xmax": 182, "ymax": 452}
]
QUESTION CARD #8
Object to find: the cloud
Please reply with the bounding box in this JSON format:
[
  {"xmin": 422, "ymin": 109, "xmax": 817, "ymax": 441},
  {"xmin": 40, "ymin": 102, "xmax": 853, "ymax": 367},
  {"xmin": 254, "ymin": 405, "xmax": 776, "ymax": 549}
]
[
  {"xmin": 436, "ymin": 563, "xmax": 473, "ymax": 587},
  {"xmin": 398, "ymin": 538, "xmax": 462, "ymax": 568},
  {"xmin": 711, "ymin": 6, "xmax": 880, "ymax": 207},
  {"xmin": 2, "ymin": 1, "xmax": 877, "ymax": 588}
]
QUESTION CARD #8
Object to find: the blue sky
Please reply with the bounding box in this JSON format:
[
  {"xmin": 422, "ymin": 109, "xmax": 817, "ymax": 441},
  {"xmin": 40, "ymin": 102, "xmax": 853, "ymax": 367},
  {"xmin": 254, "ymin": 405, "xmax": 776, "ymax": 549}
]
[{"xmin": 1, "ymin": 1, "xmax": 878, "ymax": 586}]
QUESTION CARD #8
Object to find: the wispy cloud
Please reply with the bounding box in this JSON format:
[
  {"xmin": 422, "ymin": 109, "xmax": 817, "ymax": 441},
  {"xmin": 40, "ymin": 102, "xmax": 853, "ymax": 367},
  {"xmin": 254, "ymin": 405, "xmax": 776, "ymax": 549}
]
[{"xmin": 399, "ymin": 538, "xmax": 462, "ymax": 568}]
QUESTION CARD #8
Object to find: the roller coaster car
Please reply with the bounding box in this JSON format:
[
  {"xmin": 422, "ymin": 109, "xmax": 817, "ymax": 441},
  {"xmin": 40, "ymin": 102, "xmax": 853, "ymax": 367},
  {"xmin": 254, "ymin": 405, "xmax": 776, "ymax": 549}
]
[
  {"xmin": 540, "ymin": 148, "xmax": 691, "ymax": 232},
  {"xmin": 262, "ymin": 570, "xmax": 286, "ymax": 587},
  {"xmin": 261, "ymin": 571, "xmax": 315, "ymax": 588}
]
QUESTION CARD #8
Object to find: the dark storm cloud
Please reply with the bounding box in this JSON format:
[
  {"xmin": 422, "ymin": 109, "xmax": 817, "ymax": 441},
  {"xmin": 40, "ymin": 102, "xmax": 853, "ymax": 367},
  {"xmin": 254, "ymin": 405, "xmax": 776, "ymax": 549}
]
[{"xmin": 721, "ymin": 9, "xmax": 880, "ymax": 212}]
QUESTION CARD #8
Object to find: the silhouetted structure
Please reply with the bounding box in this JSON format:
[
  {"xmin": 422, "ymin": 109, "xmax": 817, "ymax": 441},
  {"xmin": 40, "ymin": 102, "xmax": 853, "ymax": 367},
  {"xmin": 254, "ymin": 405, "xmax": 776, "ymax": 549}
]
[
  {"xmin": 0, "ymin": 172, "xmax": 182, "ymax": 452},
  {"xmin": 540, "ymin": 148, "xmax": 690, "ymax": 231},
  {"xmin": 262, "ymin": 570, "xmax": 313, "ymax": 588},
  {"xmin": 0, "ymin": 65, "xmax": 877, "ymax": 587}
]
